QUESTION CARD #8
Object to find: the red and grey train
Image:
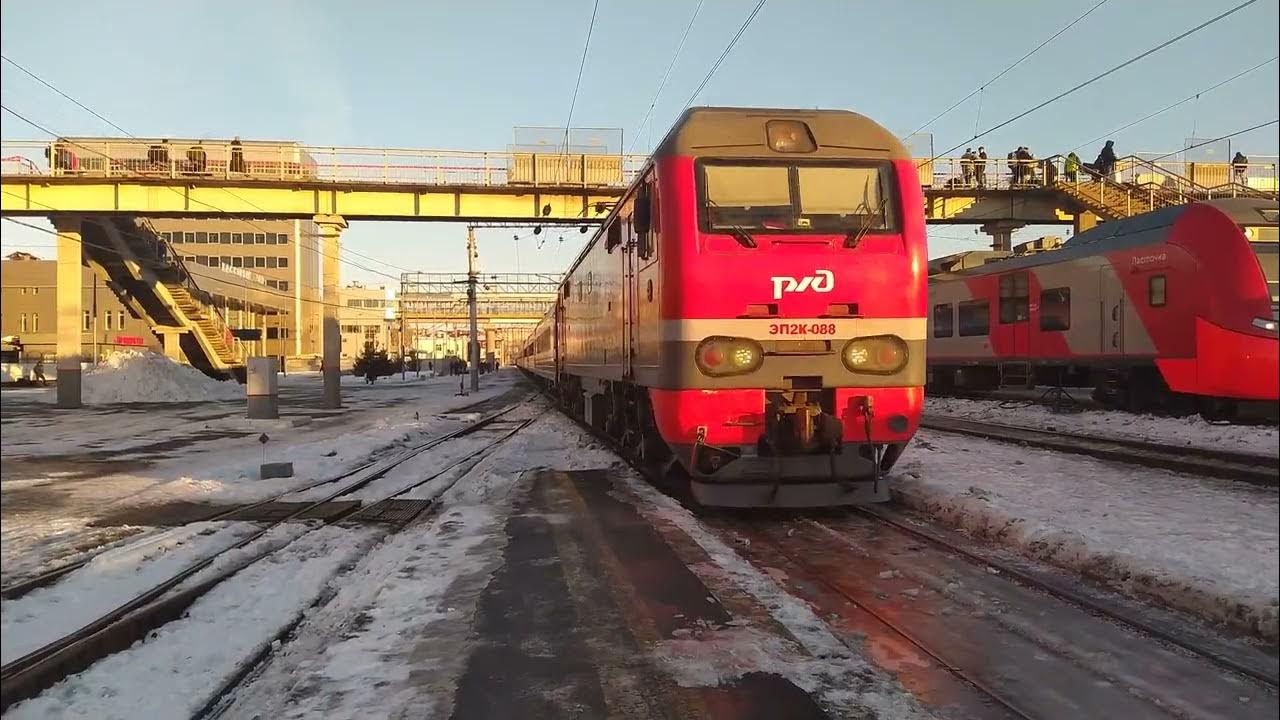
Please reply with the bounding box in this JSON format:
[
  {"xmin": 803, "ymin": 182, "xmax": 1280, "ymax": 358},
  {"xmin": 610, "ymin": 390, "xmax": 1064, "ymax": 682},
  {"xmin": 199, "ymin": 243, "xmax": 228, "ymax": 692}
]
[
  {"xmin": 516, "ymin": 107, "xmax": 929, "ymax": 507},
  {"xmin": 927, "ymin": 197, "xmax": 1279, "ymax": 420}
]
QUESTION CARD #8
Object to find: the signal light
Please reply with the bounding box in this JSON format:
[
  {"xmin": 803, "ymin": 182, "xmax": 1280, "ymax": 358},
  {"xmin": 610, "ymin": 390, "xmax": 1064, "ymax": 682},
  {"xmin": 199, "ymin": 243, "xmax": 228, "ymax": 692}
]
[
  {"xmin": 766, "ymin": 120, "xmax": 817, "ymax": 153},
  {"xmin": 695, "ymin": 336, "xmax": 764, "ymax": 377},
  {"xmin": 841, "ymin": 335, "xmax": 908, "ymax": 374}
]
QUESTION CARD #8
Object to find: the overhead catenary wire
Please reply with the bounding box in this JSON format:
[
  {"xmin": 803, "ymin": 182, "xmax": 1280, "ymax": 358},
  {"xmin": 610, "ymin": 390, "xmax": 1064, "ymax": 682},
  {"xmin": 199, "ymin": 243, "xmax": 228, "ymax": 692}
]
[
  {"xmin": 1070, "ymin": 55, "xmax": 1279, "ymax": 152},
  {"xmin": 2, "ymin": 215, "xmax": 353, "ymax": 312},
  {"xmin": 0, "ymin": 81, "xmax": 409, "ymax": 283},
  {"xmin": 925, "ymin": 0, "xmax": 1263, "ymax": 165},
  {"xmin": 678, "ymin": 0, "xmax": 769, "ymax": 112},
  {"xmin": 1144, "ymin": 119, "xmax": 1278, "ymax": 162},
  {"xmin": 627, "ymin": 0, "xmax": 706, "ymax": 154},
  {"xmin": 563, "ymin": 0, "xmax": 602, "ymax": 153},
  {"xmin": 1, "ymin": 104, "xmax": 407, "ymax": 285},
  {"xmin": 905, "ymin": 0, "xmax": 1112, "ymax": 139}
]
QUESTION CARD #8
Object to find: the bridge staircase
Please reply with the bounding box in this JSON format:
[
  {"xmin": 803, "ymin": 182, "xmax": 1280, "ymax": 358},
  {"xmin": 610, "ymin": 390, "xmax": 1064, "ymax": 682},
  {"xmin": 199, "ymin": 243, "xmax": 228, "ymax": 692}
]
[
  {"xmin": 1048, "ymin": 154, "xmax": 1277, "ymax": 221},
  {"xmin": 80, "ymin": 217, "xmax": 245, "ymax": 379}
]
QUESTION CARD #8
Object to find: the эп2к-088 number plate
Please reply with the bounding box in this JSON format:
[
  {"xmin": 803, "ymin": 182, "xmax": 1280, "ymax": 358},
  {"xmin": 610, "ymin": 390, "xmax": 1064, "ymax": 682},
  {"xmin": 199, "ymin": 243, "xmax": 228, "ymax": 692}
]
[{"xmin": 768, "ymin": 322, "xmax": 836, "ymax": 336}]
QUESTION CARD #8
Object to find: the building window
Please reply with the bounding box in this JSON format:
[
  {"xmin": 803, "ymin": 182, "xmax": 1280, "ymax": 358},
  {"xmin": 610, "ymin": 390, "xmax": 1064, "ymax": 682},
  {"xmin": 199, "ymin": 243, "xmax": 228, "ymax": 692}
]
[
  {"xmin": 255, "ymin": 257, "xmax": 266, "ymax": 268},
  {"xmin": 104, "ymin": 310, "xmax": 113, "ymax": 331},
  {"xmin": 1149, "ymin": 275, "xmax": 1166, "ymax": 307},
  {"xmin": 19, "ymin": 287, "xmax": 25, "ymax": 295},
  {"xmin": 278, "ymin": 281, "xmax": 288, "ymax": 292},
  {"xmin": 232, "ymin": 256, "xmax": 243, "ymax": 268},
  {"xmin": 161, "ymin": 232, "xmax": 172, "ymax": 242},
  {"xmin": 117, "ymin": 310, "xmax": 125, "ymax": 329},
  {"xmin": 83, "ymin": 310, "xmax": 91, "ymax": 331},
  {"xmin": 32, "ymin": 287, "xmax": 38, "ymax": 294},
  {"xmin": 254, "ymin": 233, "xmax": 266, "ymax": 244},
  {"xmin": 195, "ymin": 231, "xmax": 208, "ymax": 243},
  {"xmin": 1039, "ymin": 287, "xmax": 1071, "ymax": 331},
  {"xmin": 184, "ymin": 232, "xmax": 195, "ymax": 243},
  {"xmin": 932, "ymin": 303, "xmax": 954, "ymax": 338},
  {"xmin": 220, "ymin": 232, "xmax": 232, "ymax": 244},
  {"xmin": 957, "ymin": 300, "xmax": 990, "ymax": 337},
  {"xmin": 266, "ymin": 257, "xmax": 278, "ymax": 268},
  {"xmin": 276, "ymin": 233, "xmax": 288, "ymax": 245},
  {"xmin": 19, "ymin": 314, "xmax": 26, "ymax": 333},
  {"xmin": 347, "ymin": 299, "xmax": 361, "ymax": 307},
  {"xmin": 266, "ymin": 327, "xmax": 279, "ymax": 339},
  {"xmin": 278, "ymin": 256, "xmax": 288, "ymax": 268},
  {"xmin": 31, "ymin": 313, "xmax": 38, "ymax": 333},
  {"xmin": 998, "ymin": 273, "xmax": 1029, "ymax": 323},
  {"xmin": 232, "ymin": 233, "xmax": 243, "ymax": 244}
]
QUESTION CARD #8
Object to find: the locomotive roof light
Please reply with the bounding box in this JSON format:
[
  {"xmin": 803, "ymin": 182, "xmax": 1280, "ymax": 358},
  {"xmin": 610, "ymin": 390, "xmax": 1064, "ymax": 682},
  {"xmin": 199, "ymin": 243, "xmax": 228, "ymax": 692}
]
[
  {"xmin": 695, "ymin": 336, "xmax": 764, "ymax": 377},
  {"xmin": 841, "ymin": 335, "xmax": 908, "ymax": 374},
  {"xmin": 766, "ymin": 120, "xmax": 817, "ymax": 153}
]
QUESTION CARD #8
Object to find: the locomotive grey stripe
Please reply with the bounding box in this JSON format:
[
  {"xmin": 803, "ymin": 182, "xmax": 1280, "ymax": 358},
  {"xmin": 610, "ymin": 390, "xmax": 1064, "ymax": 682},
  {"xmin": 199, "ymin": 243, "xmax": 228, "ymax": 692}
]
[{"xmin": 659, "ymin": 317, "xmax": 927, "ymax": 342}]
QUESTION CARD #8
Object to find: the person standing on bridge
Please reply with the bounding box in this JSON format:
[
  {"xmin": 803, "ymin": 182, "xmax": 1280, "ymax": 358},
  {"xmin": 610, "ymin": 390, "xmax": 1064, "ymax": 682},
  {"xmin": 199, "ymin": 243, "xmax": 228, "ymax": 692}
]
[
  {"xmin": 1065, "ymin": 152, "xmax": 1081, "ymax": 182},
  {"xmin": 1089, "ymin": 140, "xmax": 1117, "ymax": 180},
  {"xmin": 1233, "ymin": 152, "xmax": 1249, "ymax": 185},
  {"xmin": 976, "ymin": 147, "xmax": 988, "ymax": 188},
  {"xmin": 961, "ymin": 148, "xmax": 976, "ymax": 186}
]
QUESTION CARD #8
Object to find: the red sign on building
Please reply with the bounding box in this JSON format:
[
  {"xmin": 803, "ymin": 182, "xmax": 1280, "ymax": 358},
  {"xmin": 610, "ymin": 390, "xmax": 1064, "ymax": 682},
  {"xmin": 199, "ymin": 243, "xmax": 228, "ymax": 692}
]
[{"xmin": 116, "ymin": 335, "xmax": 145, "ymax": 346}]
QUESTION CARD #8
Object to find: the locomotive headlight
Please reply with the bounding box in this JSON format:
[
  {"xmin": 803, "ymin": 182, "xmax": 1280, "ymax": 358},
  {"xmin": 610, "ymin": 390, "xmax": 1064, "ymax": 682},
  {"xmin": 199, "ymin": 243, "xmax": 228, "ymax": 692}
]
[
  {"xmin": 695, "ymin": 336, "xmax": 764, "ymax": 377},
  {"xmin": 841, "ymin": 335, "xmax": 909, "ymax": 374},
  {"xmin": 765, "ymin": 120, "xmax": 817, "ymax": 153}
]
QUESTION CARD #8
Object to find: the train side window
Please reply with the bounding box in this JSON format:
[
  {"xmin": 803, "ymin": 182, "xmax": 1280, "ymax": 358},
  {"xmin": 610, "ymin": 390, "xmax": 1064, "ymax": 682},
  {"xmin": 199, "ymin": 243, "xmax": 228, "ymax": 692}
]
[
  {"xmin": 606, "ymin": 220, "xmax": 622, "ymax": 252},
  {"xmin": 1149, "ymin": 275, "xmax": 1166, "ymax": 307},
  {"xmin": 932, "ymin": 303, "xmax": 954, "ymax": 337},
  {"xmin": 1039, "ymin": 287, "xmax": 1070, "ymax": 331},
  {"xmin": 957, "ymin": 300, "xmax": 990, "ymax": 336}
]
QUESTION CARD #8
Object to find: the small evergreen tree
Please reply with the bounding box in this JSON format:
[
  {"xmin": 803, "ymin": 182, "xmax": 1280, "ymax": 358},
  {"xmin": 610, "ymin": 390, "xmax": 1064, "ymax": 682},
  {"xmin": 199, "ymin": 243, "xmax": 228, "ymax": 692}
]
[{"xmin": 353, "ymin": 344, "xmax": 396, "ymax": 379}]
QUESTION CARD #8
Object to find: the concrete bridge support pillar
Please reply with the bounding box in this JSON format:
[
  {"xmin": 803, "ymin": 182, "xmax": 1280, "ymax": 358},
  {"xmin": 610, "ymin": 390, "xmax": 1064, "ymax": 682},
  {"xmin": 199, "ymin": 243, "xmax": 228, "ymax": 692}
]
[
  {"xmin": 160, "ymin": 329, "xmax": 185, "ymax": 362},
  {"xmin": 54, "ymin": 217, "xmax": 83, "ymax": 408},
  {"xmin": 315, "ymin": 214, "xmax": 347, "ymax": 409},
  {"xmin": 980, "ymin": 220, "xmax": 1026, "ymax": 252}
]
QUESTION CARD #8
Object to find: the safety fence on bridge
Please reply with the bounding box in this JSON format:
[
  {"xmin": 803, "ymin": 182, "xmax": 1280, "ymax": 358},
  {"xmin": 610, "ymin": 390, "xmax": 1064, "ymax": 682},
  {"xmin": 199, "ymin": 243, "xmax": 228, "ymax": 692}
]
[{"xmin": 3, "ymin": 138, "xmax": 1275, "ymax": 199}]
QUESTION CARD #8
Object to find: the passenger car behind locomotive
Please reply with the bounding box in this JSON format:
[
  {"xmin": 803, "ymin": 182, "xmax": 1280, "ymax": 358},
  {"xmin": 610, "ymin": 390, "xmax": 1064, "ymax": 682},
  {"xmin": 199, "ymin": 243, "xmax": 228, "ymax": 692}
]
[
  {"xmin": 518, "ymin": 107, "xmax": 928, "ymax": 507},
  {"xmin": 927, "ymin": 198, "xmax": 1279, "ymax": 420}
]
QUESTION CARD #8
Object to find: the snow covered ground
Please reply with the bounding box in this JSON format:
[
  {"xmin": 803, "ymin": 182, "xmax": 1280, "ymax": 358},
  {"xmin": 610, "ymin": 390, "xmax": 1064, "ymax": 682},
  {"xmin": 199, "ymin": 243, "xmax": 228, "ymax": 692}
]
[
  {"xmin": 926, "ymin": 396, "xmax": 1279, "ymax": 457},
  {"xmin": 39, "ymin": 350, "xmax": 244, "ymax": 404},
  {"xmin": 1, "ymin": 371, "xmax": 525, "ymax": 583},
  {"xmin": 893, "ymin": 429, "xmax": 1280, "ymax": 640}
]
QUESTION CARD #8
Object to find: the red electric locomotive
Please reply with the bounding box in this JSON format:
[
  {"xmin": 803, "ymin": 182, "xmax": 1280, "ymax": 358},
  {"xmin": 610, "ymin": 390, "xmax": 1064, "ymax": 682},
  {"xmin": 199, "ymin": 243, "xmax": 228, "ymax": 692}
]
[
  {"xmin": 927, "ymin": 198, "xmax": 1279, "ymax": 421},
  {"xmin": 517, "ymin": 107, "xmax": 928, "ymax": 507}
]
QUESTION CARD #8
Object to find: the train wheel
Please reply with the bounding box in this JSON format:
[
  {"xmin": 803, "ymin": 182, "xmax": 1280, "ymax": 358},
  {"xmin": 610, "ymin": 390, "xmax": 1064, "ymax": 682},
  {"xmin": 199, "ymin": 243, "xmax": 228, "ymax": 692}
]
[{"xmin": 1198, "ymin": 398, "xmax": 1236, "ymax": 423}]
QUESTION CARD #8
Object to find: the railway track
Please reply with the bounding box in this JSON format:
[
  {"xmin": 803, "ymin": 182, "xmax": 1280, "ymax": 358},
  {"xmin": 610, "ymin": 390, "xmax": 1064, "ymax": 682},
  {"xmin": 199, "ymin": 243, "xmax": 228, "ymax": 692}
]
[
  {"xmin": 921, "ymin": 414, "xmax": 1279, "ymax": 486},
  {"xmin": 720, "ymin": 508, "xmax": 1279, "ymax": 718},
  {"xmin": 0, "ymin": 391, "xmax": 531, "ymax": 602},
  {"xmin": 0, "ymin": 401, "xmax": 537, "ymax": 712}
]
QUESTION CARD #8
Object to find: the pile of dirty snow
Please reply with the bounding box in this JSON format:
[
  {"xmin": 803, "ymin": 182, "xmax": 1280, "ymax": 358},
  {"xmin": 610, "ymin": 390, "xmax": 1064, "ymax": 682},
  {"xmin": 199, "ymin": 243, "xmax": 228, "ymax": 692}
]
[{"xmin": 47, "ymin": 350, "xmax": 242, "ymax": 404}]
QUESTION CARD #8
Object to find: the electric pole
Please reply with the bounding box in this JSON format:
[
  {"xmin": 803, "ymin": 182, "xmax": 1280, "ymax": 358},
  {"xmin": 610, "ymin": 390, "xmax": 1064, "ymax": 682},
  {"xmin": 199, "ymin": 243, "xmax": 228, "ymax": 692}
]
[{"xmin": 467, "ymin": 227, "xmax": 480, "ymax": 392}]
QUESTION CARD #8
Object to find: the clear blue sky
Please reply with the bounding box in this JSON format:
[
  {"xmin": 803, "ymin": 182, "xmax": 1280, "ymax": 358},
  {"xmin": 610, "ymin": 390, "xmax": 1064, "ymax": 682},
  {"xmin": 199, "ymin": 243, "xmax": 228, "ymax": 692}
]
[{"xmin": 3, "ymin": 0, "xmax": 1278, "ymax": 284}]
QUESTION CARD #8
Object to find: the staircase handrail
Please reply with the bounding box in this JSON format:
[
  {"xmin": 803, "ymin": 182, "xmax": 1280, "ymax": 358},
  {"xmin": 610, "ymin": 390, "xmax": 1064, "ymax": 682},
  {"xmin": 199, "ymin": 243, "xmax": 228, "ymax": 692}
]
[{"xmin": 133, "ymin": 218, "xmax": 239, "ymax": 358}]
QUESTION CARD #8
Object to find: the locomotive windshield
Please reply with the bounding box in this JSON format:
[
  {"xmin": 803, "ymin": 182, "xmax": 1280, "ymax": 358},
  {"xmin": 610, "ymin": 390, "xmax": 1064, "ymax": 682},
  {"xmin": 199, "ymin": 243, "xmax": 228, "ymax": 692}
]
[{"xmin": 699, "ymin": 161, "xmax": 897, "ymax": 235}]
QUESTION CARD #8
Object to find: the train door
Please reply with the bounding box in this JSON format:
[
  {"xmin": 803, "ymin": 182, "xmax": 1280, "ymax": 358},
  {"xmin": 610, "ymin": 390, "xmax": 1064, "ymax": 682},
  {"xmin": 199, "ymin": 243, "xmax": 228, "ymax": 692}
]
[
  {"xmin": 554, "ymin": 296, "xmax": 565, "ymax": 381},
  {"xmin": 998, "ymin": 272, "xmax": 1031, "ymax": 362},
  {"xmin": 1099, "ymin": 268, "xmax": 1124, "ymax": 355}
]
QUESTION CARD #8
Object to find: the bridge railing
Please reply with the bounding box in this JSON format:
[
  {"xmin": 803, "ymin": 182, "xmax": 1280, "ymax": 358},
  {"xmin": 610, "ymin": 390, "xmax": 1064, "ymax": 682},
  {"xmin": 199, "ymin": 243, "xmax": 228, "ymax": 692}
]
[{"xmin": 1, "ymin": 139, "xmax": 651, "ymax": 188}]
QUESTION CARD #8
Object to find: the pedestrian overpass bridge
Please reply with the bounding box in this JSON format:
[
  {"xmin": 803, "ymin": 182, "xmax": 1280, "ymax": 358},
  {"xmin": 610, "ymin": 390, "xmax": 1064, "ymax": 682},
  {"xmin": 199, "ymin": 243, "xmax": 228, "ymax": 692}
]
[{"xmin": 2, "ymin": 136, "xmax": 1274, "ymax": 408}]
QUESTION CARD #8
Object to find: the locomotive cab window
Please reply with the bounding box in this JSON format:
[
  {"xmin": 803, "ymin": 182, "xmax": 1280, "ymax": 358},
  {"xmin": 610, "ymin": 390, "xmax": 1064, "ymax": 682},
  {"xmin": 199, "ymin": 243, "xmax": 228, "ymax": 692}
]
[
  {"xmin": 699, "ymin": 161, "xmax": 897, "ymax": 237},
  {"xmin": 1149, "ymin": 275, "xmax": 1167, "ymax": 307},
  {"xmin": 1039, "ymin": 287, "xmax": 1071, "ymax": 331},
  {"xmin": 998, "ymin": 273, "xmax": 1029, "ymax": 323},
  {"xmin": 932, "ymin": 303, "xmax": 954, "ymax": 337},
  {"xmin": 957, "ymin": 300, "xmax": 990, "ymax": 336}
]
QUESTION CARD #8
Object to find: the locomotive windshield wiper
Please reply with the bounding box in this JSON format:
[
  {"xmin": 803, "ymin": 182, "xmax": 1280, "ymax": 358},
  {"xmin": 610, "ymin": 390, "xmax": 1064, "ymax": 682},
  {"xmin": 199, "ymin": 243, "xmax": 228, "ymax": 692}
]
[
  {"xmin": 844, "ymin": 205, "xmax": 878, "ymax": 249},
  {"xmin": 706, "ymin": 199, "xmax": 758, "ymax": 248}
]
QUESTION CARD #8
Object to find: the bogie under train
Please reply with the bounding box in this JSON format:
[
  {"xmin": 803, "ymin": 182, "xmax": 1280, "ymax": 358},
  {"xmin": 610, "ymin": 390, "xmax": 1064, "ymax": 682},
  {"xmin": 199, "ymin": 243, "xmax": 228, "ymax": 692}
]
[{"xmin": 517, "ymin": 107, "xmax": 928, "ymax": 507}]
